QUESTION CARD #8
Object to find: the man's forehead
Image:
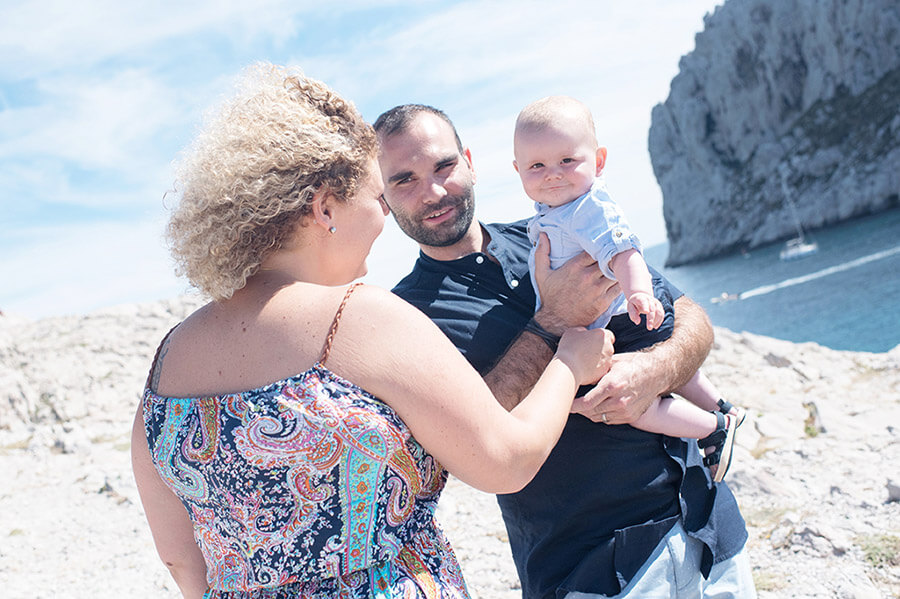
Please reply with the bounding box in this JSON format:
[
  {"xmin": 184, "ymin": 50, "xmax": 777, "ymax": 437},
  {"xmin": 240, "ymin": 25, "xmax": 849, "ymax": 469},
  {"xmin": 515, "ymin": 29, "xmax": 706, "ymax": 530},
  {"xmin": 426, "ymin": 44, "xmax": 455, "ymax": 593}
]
[
  {"xmin": 387, "ymin": 113, "xmax": 454, "ymax": 147},
  {"xmin": 379, "ymin": 115, "xmax": 459, "ymax": 166}
]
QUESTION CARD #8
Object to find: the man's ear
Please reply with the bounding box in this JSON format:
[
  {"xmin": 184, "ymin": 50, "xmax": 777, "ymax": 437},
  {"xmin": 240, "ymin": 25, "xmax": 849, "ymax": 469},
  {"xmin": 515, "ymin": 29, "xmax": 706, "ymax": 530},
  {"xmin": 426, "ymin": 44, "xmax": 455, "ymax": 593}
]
[
  {"xmin": 513, "ymin": 159, "xmax": 519, "ymax": 173},
  {"xmin": 596, "ymin": 147, "xmax": 608, "ymax": 176},
  {"xmin": 463, "ymin": 147, "xmax": 476, "ymax": 185}
]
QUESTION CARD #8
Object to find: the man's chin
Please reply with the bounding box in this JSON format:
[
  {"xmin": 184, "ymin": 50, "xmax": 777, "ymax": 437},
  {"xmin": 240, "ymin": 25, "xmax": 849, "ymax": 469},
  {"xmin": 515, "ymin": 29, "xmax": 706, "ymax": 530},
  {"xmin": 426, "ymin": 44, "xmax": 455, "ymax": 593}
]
[{"xmin": 424, "ymin": 225, "xmax": 470, "ymax": 248}]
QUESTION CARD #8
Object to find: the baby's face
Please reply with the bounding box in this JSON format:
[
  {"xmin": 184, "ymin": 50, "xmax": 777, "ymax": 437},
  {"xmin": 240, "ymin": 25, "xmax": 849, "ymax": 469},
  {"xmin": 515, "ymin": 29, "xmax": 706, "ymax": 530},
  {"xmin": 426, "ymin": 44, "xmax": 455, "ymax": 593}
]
[{"xmin": 513, "ymin": 122, "xmax": 600, "ymax": 207}]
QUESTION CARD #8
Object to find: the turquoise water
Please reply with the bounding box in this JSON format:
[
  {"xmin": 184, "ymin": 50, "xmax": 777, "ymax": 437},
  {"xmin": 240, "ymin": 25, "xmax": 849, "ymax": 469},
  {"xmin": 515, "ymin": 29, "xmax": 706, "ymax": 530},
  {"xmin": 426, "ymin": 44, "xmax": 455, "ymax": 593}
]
[{"xmin": 644, "ymin": 207, "xmax": 900, "ymax": 353}]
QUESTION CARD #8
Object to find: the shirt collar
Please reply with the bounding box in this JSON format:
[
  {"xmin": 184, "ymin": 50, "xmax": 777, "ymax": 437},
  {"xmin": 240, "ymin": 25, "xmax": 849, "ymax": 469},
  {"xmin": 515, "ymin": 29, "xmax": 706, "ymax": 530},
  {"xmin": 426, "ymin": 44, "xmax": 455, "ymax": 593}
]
[
  {"xmin": 415, "ymin": 221, "xmax": 530, "ymax": 285},
  {"xmin": 535, "ymin": 201, "xmax": 553, "ymax": 216}
]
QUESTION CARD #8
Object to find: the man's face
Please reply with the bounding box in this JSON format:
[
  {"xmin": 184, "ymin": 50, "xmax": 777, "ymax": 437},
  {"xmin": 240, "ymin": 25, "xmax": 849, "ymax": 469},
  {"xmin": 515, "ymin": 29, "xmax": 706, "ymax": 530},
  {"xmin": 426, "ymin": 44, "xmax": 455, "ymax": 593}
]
[{"xmin": 377, "ymin": 113, "xmax": 476, "ymax": 248}]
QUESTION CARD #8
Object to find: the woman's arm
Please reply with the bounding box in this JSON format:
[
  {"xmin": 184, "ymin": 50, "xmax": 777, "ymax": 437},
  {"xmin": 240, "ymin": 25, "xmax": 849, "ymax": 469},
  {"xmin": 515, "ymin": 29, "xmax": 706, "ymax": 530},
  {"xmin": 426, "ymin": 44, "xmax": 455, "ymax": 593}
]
[
  {"xmin": 326, "ymin": 285, "xmax": 614, "ymax": 494},
  {"xmin": 131, "ymin": 407, "xmax": 208, "ymax": 599}
]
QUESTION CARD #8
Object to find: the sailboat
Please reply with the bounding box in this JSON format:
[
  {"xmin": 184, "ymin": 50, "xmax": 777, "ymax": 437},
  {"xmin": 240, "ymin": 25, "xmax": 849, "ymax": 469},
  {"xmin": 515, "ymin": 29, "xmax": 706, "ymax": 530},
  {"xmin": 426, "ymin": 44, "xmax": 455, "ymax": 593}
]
[
  {"xmin": 780, "ymin": 236, "xmax": 819, "ymax": 261},
  {"xmin": 779, "ymin": 176, "xmax": 818, "ymax": 261}
]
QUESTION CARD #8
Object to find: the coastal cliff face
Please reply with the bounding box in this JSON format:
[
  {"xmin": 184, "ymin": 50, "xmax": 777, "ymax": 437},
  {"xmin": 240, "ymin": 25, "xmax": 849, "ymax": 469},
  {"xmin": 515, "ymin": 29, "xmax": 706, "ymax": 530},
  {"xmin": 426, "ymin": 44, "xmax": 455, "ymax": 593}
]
[{"xmin": 649, "ymin": 0, "xmax": 900, "ymax": 266}]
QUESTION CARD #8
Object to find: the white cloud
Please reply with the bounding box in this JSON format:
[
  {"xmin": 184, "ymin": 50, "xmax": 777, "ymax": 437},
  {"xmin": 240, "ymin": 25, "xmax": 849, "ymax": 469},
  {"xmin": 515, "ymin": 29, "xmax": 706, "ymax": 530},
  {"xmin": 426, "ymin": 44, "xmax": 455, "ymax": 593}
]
[
  {"xmin": 0, "ymin": 0, "xmax": 312, "ymax": 78},
  {"xmin": 305, "ymin": 0, "xmax": 719, "ymax": 111},
  {"xmin": 0, "ymin": 0, "xmax": 437, "ymax": 80},
  {"xmin": 1, "ymin": 69, "xmax": 181, "ymax": 170},
  {"xmin": 0, "ymin": 218, "xmax": 185, "ymax": 318}
]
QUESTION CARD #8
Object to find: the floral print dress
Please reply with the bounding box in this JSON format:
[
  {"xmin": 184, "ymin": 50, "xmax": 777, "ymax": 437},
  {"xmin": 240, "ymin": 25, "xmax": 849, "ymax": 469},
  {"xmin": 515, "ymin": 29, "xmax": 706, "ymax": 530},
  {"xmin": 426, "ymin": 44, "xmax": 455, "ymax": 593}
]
[{"xmin": 142, "ymin": 285, "xmax": 470, "ymax": 598}]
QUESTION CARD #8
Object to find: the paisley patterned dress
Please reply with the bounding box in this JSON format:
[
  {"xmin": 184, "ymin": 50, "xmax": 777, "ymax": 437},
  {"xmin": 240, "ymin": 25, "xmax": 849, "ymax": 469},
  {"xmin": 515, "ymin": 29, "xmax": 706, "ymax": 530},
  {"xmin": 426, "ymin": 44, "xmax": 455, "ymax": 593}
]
[{"xmin": 142, "ymin": 285, "xmax": 470, "ymax": 598}]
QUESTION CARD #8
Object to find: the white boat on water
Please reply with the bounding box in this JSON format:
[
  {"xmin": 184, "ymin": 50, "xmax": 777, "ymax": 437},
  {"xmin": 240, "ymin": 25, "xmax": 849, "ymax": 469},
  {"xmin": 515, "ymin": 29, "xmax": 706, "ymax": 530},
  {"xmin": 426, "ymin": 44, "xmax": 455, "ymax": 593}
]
[
  {"xmin": 778, "ymin": 172, "xmax": 819, "ymax": 261},
  {"xmin": 780, "ymin": 236, "xmax": 819, "ymax": 261}
]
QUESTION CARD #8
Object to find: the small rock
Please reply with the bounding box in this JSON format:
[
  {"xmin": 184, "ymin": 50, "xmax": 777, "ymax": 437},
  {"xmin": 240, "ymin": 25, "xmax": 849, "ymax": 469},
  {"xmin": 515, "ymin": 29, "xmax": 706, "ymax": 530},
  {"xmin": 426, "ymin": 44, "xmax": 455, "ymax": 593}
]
[
  {"xmin": 803, "ymin": 400, "xmax": 826, "ymax": 435},
  {"xmin": 98, "ymin": 478, "xmax": 131, "ymax": 505},
  {"xmin": 769, "ymin": 513, "xmax": 799, "ymax": 549},
  {"xmin": 792, "ymin": 525, "xmax": 833, "ymax": 557},
  {"xmin": 764, "ymin": 353, "xmax": 792, "ymax": 368},
  {"xmin": 769, "ymin": 524, "xmax": 793, "ymax": 549},
  {"xmin": 52, "ymin": 423, "xmax": 92, "ymax": 455},
  {"xmin": 887, "ymin": 479, "xmax": 900, "ymax": 503}
]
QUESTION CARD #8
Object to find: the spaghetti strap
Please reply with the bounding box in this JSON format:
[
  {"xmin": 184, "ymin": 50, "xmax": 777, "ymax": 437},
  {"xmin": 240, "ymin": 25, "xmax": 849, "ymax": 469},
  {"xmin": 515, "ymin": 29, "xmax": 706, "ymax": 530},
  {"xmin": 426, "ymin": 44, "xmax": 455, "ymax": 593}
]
[
  {"xmin": 144, "ymin": 324, "xmax": 180, "ymax": 392},
  {"xmin": 319, "ymin": 283, "xmax": 363, "ymax": 366}
]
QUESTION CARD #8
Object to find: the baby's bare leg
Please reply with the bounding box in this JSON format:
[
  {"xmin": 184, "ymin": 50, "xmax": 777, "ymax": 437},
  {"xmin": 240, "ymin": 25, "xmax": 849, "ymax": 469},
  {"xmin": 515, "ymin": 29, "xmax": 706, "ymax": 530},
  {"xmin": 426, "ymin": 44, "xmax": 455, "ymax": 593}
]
[
  {"xmin": 631, "ymin": 395, "xmax": 718, "ymax": 439},
  {"xmin": 673, "ymin": 370, "xmax": 721, "ymax": 412}
]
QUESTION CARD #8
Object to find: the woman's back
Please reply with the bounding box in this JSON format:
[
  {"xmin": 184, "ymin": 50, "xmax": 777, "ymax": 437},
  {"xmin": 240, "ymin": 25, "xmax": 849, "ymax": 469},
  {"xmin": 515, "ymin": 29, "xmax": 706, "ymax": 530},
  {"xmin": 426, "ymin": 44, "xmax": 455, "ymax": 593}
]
[
  {"xmin": 143, "ymin": 284, "xmax": 470, "ymax": 597},
  {"xmin": 151, "ymin": 281, "xmax": 343, "ymax": 399}
]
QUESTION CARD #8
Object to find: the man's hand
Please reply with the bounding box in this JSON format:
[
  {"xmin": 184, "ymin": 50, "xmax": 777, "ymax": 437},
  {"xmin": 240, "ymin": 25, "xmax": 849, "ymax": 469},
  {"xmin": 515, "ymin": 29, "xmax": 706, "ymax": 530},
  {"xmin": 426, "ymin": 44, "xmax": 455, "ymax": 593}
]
[
  {"xmin": 571, "ymin": 352, "xmax": 662, "ymax": 424},
  {"xmin": 573, "ymin": 296, "xmax": 713, "ymax": 425},
  {"xmin": 532, "ymin": 233, "xmax": 619, "ymax": 335}
]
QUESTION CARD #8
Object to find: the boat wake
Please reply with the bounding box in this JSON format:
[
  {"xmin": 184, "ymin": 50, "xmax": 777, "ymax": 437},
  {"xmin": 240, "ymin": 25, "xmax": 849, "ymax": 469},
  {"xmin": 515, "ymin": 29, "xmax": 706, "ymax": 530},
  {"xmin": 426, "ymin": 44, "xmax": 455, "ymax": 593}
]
[{"xmin": 713, "ymin": 245, "xmax": 900, "ymax": 302}]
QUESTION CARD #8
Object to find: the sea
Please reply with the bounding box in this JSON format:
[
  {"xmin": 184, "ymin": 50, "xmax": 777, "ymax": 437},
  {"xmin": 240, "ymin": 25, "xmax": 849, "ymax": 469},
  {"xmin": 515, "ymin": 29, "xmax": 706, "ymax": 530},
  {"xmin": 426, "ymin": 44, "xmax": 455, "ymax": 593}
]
[{"xmin": 643, "ymin": 206, "xmax": 900, "ymax": 354}]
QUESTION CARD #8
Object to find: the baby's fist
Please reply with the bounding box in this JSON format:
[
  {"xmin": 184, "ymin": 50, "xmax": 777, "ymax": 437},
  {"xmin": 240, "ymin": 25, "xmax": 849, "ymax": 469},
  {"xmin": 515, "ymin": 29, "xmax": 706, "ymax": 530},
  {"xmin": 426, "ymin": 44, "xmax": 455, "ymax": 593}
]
[{"xmin": 627, "ymin": 292, "xmax": 664, "ymax": 330}]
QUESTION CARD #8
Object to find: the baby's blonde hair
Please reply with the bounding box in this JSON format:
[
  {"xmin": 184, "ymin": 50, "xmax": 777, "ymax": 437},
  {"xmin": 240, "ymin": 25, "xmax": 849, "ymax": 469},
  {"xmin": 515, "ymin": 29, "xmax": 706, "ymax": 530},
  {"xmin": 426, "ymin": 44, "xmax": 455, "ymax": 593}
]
[
  {"xmin": 167, "ymin": 63, "xmax": 376, "ymax": 300},
  {"xmin": 514, "ymin": 95, "xmax": 598, "ymax": 146}
]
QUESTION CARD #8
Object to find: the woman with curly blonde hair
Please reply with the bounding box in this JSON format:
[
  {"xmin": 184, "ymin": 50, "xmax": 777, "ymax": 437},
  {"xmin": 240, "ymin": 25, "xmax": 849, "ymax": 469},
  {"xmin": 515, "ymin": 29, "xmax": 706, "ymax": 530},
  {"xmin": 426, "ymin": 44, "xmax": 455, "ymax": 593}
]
[{"xmin": 132, "ymin": 63, "xmax": 614, "ymax": 599}]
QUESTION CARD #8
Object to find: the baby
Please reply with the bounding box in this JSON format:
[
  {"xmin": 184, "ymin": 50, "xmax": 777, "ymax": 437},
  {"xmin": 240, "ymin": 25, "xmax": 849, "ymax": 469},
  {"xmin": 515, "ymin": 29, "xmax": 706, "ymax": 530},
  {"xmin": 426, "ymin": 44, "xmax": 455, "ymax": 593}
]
[{"xmin": 513, "ymin": 95, "xmax": 743, "ymax": 481}]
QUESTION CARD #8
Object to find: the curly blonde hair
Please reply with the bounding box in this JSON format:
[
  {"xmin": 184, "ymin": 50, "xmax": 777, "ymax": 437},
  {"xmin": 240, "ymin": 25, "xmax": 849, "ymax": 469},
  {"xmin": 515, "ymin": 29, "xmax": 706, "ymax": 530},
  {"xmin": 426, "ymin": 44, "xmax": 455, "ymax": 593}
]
[{"xmin": 167, "ymin": 63, "xmax": 376, "ymax": 300}]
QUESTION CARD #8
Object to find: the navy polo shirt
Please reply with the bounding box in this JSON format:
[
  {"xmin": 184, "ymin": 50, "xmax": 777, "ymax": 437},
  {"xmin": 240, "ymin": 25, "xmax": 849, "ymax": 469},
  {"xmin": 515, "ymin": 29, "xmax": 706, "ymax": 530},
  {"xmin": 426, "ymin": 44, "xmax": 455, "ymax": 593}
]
[{"xmin": 393, "ymin": 220, "xmax": 747, "ymax": 599}]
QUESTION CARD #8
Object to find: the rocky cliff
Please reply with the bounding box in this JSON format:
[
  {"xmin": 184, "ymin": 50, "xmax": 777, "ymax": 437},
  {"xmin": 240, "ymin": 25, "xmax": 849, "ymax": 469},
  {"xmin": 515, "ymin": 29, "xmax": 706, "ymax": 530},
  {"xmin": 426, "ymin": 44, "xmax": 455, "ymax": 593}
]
[{"xmin": 649, "ymin": 0, "xmax": 900, "ymax": 266}]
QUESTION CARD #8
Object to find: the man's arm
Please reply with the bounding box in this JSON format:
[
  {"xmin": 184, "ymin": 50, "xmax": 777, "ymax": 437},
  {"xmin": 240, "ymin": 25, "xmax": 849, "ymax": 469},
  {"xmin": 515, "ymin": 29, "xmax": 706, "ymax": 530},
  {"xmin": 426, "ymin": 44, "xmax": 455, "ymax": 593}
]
[
  {"xmin": 572, "ymin": 295, "xmax": 713, "ymax": 424},
  {"xmin": 484, "ymin": 234, "xmax": 618, "ymax": 409},
  {"xmin": 483, "ymin": 330, "xmax": 555, "ymax": 410}
]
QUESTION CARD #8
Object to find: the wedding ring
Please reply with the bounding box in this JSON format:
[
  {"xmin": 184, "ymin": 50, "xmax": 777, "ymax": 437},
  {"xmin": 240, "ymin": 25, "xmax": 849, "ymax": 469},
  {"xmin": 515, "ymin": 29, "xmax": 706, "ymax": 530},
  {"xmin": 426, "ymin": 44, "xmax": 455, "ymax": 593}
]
[{"xmin": 601, "ymin": 412, "xmax": 609, "ymax": 424}]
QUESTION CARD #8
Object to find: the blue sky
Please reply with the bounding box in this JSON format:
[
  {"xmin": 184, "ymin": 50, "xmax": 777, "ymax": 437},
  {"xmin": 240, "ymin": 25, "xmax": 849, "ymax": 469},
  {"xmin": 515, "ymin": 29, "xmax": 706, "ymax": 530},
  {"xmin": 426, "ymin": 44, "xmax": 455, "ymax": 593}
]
[{"xmin": 0, "ymin": 0, "xmax": 722, "ymax": 318}]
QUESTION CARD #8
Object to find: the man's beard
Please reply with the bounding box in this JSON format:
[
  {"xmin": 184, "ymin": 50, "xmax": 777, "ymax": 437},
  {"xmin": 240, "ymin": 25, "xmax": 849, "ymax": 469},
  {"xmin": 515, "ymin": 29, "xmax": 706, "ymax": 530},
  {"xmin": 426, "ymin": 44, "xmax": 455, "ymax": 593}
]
[{"xmin": 391, "ymin": 188, "xmax": 475, "ymax": 248}]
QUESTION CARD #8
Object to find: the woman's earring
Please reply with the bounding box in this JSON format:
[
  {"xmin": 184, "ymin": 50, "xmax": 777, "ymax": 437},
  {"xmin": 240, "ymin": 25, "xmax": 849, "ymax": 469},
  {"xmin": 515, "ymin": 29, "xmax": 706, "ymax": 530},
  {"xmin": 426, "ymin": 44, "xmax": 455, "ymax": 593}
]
[{"xmin": 328, "ymin": 226, "xmax": 337, "ymax": 234}]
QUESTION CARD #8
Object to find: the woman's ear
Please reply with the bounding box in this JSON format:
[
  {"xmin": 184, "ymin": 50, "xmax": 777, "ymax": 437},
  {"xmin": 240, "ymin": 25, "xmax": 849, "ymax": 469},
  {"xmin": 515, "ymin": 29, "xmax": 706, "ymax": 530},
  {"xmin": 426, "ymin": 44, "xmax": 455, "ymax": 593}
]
[{"xmin": 309, "ymin": 189, "xmax": 337, "ymax": 233}]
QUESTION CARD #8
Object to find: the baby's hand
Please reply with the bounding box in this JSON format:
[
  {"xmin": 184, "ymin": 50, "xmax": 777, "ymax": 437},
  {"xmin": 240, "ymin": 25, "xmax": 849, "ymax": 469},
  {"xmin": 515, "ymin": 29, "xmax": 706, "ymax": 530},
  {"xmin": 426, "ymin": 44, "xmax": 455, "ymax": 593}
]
[{"xmin": 626, "ymin": 292, "xmax": 664, "ymax": 330}]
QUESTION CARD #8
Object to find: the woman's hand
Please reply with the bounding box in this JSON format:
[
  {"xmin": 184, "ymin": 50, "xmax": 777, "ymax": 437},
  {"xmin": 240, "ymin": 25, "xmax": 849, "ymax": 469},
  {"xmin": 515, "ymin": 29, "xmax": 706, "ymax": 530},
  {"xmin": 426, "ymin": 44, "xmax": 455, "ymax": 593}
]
[{"xmin": 554, "ymin": 326, "xmax": 615, "ymax": 387}]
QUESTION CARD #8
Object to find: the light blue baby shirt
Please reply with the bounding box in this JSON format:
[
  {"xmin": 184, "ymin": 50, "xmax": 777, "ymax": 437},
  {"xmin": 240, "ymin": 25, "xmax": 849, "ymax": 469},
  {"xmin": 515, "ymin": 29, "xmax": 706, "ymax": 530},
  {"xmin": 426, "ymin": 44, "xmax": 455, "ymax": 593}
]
[{"xmin": 526, "ymin": 177, "xmax": 642, "ymax": 329}]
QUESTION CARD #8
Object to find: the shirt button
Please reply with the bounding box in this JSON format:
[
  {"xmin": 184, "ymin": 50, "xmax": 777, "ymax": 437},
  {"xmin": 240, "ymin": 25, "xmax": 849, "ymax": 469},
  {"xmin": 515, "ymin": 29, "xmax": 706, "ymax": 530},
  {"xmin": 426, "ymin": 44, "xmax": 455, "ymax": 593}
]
[
  {"xmin": 510, "ymin": 279, "xmax": 519, "ymax": 288},
  {"xmin": 475, "ymin": 256, "xmax": 485, "ymax": 264}
]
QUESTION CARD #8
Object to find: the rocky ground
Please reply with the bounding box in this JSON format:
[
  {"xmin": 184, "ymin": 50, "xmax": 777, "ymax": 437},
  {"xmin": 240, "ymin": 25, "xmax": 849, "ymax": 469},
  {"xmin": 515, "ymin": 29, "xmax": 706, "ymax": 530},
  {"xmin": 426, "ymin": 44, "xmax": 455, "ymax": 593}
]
[{"xmin": 1, "ymin": 297, "xmax": 898, "ymax": 598}]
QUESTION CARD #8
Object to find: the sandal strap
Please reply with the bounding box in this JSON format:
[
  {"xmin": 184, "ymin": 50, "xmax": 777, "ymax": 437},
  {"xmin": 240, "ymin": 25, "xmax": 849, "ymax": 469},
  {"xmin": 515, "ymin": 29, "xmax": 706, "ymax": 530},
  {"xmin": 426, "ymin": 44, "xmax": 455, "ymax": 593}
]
[
  {"xmin": 703, "ymin": 453, "xmax": 720, "ymax": 467},
  {"xmin": 717, "ymin": 398, "xmax": 735, "ymax": 414},
  {"xmin": 697, "ymin": 412, "xmax": 727, "ymax": 449}
]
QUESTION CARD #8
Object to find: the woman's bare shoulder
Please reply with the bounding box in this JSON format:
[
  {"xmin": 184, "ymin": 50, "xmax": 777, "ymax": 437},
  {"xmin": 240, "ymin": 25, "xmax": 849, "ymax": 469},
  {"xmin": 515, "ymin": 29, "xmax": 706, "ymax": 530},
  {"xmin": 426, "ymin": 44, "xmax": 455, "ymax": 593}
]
[{"xmin": 339, "ymin": 283, "xmax": 435, "ymax": 332}]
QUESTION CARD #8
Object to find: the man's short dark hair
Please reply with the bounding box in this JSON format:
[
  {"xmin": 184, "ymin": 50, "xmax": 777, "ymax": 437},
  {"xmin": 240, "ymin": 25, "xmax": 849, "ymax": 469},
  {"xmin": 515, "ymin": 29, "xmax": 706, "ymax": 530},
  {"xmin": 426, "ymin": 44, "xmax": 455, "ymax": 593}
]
[{"xmin": 373, "ymin": 104, "xmax": 464, "ymax": 153}]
